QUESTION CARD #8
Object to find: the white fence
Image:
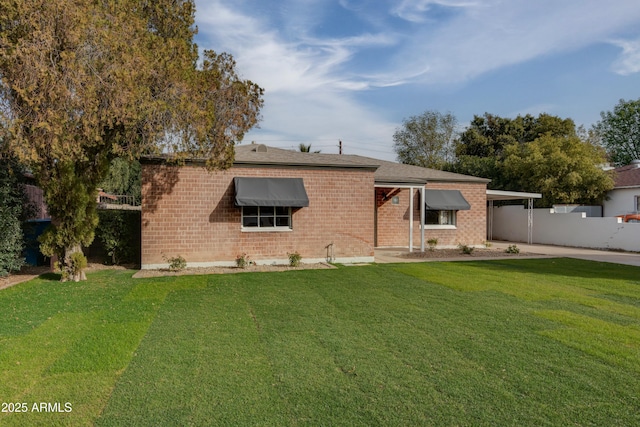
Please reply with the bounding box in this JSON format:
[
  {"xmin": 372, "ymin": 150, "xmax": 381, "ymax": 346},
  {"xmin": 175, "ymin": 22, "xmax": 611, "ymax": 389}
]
[{"xmin": 491, "ymin": 205, "xmax": 640, "ymax": 252}]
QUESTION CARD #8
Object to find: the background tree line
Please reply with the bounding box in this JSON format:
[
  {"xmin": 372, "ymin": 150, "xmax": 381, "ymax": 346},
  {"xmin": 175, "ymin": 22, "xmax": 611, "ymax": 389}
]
[{"xmin": 393, "ymin": 99, "xmax": 640, "ymax": 207}]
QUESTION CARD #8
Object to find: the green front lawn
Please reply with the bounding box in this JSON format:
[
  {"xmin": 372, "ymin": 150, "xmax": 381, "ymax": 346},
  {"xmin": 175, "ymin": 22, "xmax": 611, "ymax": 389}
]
[{"xmin": 1, "ymin": 259, "xmax": 639, "ymax": 426}]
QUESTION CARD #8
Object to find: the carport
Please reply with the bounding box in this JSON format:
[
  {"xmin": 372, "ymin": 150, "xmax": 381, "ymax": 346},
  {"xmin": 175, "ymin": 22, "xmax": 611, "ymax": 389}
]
[{"xmin": 486, "ymin": 190, "xmax": 542, "ymax": 244}]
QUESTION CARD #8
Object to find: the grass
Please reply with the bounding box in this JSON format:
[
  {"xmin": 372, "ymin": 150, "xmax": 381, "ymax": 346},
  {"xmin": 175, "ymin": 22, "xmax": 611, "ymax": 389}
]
[{"xmin": 0, "ymin": 259, "xmax": 639, "ymax": 425}]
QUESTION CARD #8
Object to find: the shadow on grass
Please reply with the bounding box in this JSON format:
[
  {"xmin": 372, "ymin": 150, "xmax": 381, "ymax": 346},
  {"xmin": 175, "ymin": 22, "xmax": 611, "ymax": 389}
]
[{"xmin": 38, "ymin": 272, "xmax": 61, "ymax": 281}]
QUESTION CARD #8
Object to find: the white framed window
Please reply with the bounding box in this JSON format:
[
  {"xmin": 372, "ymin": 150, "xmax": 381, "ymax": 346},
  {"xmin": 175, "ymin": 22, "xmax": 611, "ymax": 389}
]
[
  {"xmin": 635, "ymin": 195, "xmax": 640, "ymax": 212},
  {"xmin": 242, "ymin": 206, "xmax": 292, "ymax": 231},
  {"xmin": 424, "ymin": 210, "xmax": 457, "ymax": 229}
]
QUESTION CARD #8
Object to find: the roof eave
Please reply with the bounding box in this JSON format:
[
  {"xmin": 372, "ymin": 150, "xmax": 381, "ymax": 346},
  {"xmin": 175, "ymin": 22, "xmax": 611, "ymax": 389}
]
[
  {"xmin": 233, "ymin": 160, "xmax": 379, "ymax": 171},
  {"xmin": 426, "ymin": 177, "xmax": 491, "ymax": 184},
  {"xmin": 612, "ymin": 184, "xmax": 640, "ymax": 189},
  {"xmin": 375, "ymin": 181, "xmax": 428, "ymax": 187},
  {"xmin": 140, "ymin": 155, "xmax": 379, "ymax": 171}
]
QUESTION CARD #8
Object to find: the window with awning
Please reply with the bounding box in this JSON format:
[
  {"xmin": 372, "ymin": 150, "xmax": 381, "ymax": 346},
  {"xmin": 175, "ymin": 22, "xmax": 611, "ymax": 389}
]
[
  {"xmin": 234, "ymin": 177, "xmax": 309, "ymax": 207},
  {"xmin": 234, "ymin": 177, "xmax": 309, "ymax": 230},
  {"xmin": 423, "ymin": 189, "xmax": 470, "ymax": 227},
  {"xmin": 424, "ymin": 189, "xmax": 470, "ymax": 211}
]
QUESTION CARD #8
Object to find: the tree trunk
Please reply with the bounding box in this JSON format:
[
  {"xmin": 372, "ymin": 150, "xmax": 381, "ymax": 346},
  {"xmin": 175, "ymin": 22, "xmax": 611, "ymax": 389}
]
[{"xmin": 61, "ymin": 245, "xmax": 87, "ymax": 282}]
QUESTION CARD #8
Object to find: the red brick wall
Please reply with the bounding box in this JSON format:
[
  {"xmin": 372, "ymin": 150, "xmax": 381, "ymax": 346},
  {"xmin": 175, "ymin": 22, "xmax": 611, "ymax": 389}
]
[
  {"xmin": 375, "ymin": 182, "xmax": 487, "ymax": 248},
  {"xmin": 141, "ymin": 163, "xmax": 375, "ymax": 267}
]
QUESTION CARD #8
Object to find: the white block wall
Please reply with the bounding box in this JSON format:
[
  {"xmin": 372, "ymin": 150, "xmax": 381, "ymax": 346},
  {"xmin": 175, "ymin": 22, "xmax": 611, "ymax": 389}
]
[{"xmin": 491, "ymin": 205, "xmax": 640, "ymax": 252}]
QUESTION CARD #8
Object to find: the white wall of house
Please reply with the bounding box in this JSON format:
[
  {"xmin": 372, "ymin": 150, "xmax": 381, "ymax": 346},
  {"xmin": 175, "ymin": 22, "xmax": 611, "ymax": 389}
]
[
  {"xmin": 603, "ymin": 187, "xmax": 640, "ymax": 216},
  {"xmin": 492, "ymin": 205, "xmax": 640, "ymax": 252}
]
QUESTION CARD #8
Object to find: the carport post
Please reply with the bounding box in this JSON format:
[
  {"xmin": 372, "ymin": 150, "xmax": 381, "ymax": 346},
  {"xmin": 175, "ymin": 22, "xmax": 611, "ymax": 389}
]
[
  {"xmin": 409, "ymin": 186, "xmax": 414, "ymax": 252},
  {"xmin": 488, "ymin": 199, "xmax": 494, "ymax": 241},
  {"xmin": 420, "ymin": 186, "xmax": 425, "ymax": 252},
  {"xmin": 528, "ymin": 198, "xmax": 533, "ymax": 244}
]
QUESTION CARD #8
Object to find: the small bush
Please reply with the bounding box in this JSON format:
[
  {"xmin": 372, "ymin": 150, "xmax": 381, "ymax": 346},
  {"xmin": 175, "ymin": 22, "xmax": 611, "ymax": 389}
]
[
  {"xmin": 58, "ymin": 251, "xmax": 88, "ymax": 282},
  {"xmin": 69, "ymin": 251, "xmax": 88, "ymax": 273},
  {"xmin": 505, "ymin": 244, "xmax": 520, "ymax": 254},
  {"xmin": 236, "ymin": 253, "xmax": 250, "ymax": 269},
  {"xmin": 288, "ymin": 251, "xmax": 302, "ymax": 267},
  {"xmin": 167, "ymin": 255, "xmax": 187, "ymax": 272},
  {"xmin": 458, "ymin": 244, "xmax": 474, "ymax": 255},
  {"xmin": 484, "ymin": 241, "xmax": 493, "ymax": 248},
  {"xmin": 427, "ymin": 238, "xmax": 438, "ymax": 251}
]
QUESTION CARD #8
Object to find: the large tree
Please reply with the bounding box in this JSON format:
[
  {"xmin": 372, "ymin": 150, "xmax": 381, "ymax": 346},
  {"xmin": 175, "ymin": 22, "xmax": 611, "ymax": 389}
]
[
  {"xmin": 393, "ymin": 110, "xmax": 457, "ymax": 169},
  {"xmin": 0, "ymin": 0, "xmax": 263, "ymax": 281},
  {"xmin": 594, "ymin": 98, "xmax": 640, "ymax": 167},
  {"xmin": 455, "ymin": 112, "xmax": 577, "ymax": 158},
  {"xmin": 449, "ymin": 113, "xmax": 613, "ymax": 207},
  {"xmin": 502, "ymin": 134, "xmax": 613, "ymax": 207}
]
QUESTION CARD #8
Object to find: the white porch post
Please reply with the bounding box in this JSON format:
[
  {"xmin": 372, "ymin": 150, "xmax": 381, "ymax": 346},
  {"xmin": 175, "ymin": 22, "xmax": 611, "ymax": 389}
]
[
  {"xmin": 527, "ymin": 198, "xmax": 534, "ymax": 245},
  {"xmin": 488, "ymin": 199, "xmax": 494, "ymax": 241},
  {"xmin": 420, "ymin": 186, "xmax": 425, "ymax": 252},
  {"xmin": 409, "ymin": 186, "xmax": 414, "ymax": 252}
]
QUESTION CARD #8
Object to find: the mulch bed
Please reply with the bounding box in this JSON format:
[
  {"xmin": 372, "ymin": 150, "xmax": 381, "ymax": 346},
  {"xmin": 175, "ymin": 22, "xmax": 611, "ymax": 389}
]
[
  {"xmin": 133, "ymin": 262, "xmax": 336, "ymax": 279},
  {"xmin": 403, "ymin": 247, "xmax": 532, "ymax": 259}
]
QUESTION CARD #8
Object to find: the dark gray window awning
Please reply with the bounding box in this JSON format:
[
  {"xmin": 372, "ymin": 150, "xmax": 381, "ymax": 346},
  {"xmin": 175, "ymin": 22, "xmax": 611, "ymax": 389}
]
[
  {"xmin": 425, "ymin": 189, "xmax": 470, "ymax": 210},
  {"xmin": 234, "ymin": 177, "xmax": 309, "ymax": 207}
]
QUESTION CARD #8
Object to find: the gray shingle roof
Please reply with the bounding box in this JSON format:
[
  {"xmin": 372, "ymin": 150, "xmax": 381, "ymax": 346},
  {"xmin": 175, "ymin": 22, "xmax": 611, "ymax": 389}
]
[
  {"xmin": 234, "ymin": 144, "xmax": 489, "ymax": 184},
  {"xmin": 142, "ymin": 143, "xmax": 489, "ymax": 185},
  {"xmin": 233, "ymin": 144, "xmax": 378, "ymax": 170},
  {"xmin": 344, "ymin": 155, "xmax": 490, "ymax": 184}
]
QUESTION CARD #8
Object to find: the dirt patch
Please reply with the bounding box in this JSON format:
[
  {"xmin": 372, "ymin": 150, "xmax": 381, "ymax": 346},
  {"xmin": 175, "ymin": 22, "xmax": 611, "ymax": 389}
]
[
  {"xmin": 133, "ymin": 262, "xmax": 336, "ymax": 279},
  {"xmin": 0, "ymin": 263, "xmax": 138, "ymax": 290},
  {"xmin": 403, "ymin": 247, "xmax": 533, "ymax": 259},
  {"xmin": 0, "ymin": 266, "xmax": 51, "ymax": 290}
]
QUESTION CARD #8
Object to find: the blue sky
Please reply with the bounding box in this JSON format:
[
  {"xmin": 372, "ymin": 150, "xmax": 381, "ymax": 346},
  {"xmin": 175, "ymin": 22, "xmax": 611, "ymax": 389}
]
[{"xmin": 193, "ymin": 0, "xmax": 640, "ymax": 161}]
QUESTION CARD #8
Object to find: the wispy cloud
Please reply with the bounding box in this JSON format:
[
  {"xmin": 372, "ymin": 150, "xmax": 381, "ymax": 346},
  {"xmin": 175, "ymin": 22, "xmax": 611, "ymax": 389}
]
[
  {"xmin": 194, "ymin": 0, "xmax": 399, "ymax": 157},
  {"xmin": 193, "ymin": 0, "xmax": 640, "ymax": 159},
  {"xmin": 391, "ymin": 0, "xmax": 480, "ymax": 23},
  {"xmin": 390, "ymin": 0, "xmax": 640, "ymax": 85},
  {"xmin": 610, "ymin": 37, "xmax": 640, "ymax": 75},
  {"xmin": 195, "ymin": 1, "xmax": 397, "ymax": 93}
]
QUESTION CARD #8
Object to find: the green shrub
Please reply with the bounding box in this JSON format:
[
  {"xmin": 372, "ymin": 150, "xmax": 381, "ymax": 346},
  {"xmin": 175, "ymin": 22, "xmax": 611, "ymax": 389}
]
[
  {"xmin": 57, "ymin": 251, "xmax": 88, "ymax": 282},
  {"xmin": 0, "ymin": 208, "xmax": 24, "ymax": 276},
  {"xmin": 69, "ymin": 251, "xmax": 88, "ymax": 273},
  {"xmin": 427, "ymin": 238, "xmax": 438, "ymax": 251},
  {"xmin": 505, "ymin": 244, "xmax": 520, "ymax": 254},
  {"xmin": 167, "ymin": 255, "xmax": 187, "ymax": 272},
  {"xmin": 236, "ymin": 253, "xmax": 250, "ymax": 269},
  {"xmin": 0, "ymin": 156, "xmax": 30, "ymax": 275},
  {"xmin": 458, "ymin": 244, "xmax": 474, "ymax": 255},
  {"xmin": 288, "ymin": 251, "xmax": 302, "ymax": 267}
]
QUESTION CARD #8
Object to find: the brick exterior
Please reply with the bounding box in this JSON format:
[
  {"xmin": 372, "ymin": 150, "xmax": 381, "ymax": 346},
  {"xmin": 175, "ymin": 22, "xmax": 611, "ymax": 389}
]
[
  {"xmin": 141, "ymin": 163, "xmax": 375, "ymax": 268},
  {"xmin": 375, "ymin": 182, "xmax": 487, "ymax": 248}
]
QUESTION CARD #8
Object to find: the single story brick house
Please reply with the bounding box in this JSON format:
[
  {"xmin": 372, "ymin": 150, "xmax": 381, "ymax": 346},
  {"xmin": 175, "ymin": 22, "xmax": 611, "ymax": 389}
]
[
  {"xmin": 140, "ymin": 144, "xmax": 489, "ymax": 269},
  {"xmin": 603, "ymin": 160, "xmax": 640, "ymax": 217}
]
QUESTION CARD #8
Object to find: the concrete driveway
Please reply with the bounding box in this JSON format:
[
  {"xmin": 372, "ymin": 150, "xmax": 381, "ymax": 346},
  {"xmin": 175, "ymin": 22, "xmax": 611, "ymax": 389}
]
[{"xmin": 375, "ymin": 241, "xmax": 640, "ymax": 267}]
